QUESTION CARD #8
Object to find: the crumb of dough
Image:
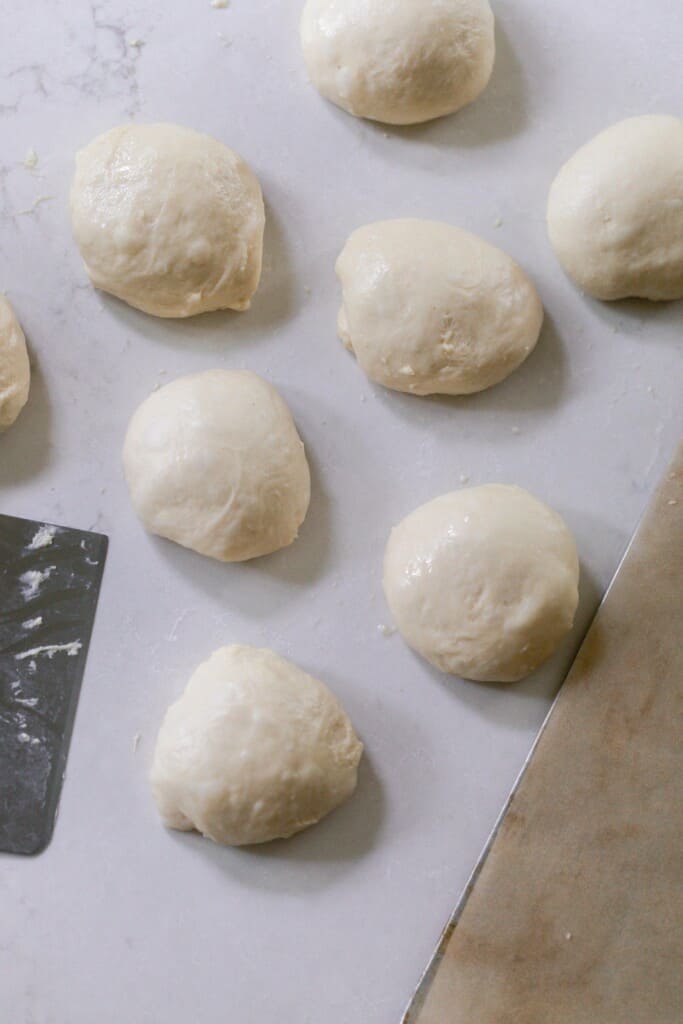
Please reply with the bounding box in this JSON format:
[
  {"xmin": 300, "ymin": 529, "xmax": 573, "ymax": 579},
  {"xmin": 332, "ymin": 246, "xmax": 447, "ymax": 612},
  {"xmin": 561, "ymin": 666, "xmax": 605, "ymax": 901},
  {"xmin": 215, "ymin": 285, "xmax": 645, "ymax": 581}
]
[
  {"xmin": 28, "ymin": 525, "xmax": 56, "ymax": 550},
  {"xmin": 24, "ymin": 148, "xmax": 38, "ymax": 170},
  {"xmin": 493, "ymin": 216, "xmax": 503, "ymax": 228},
  {"xmin": 128, "ymin": 37, "xmax": 143, "ymax": 48},
  {"xmin": 211, "ymin": 0, "xmax": 229, "ymax": 7}
]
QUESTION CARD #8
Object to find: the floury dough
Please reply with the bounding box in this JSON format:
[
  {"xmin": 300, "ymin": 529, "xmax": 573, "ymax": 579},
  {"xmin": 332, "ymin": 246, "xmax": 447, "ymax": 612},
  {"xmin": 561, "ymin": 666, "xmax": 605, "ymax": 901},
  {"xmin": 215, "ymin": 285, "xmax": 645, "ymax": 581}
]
[
  {"xmin": 336, "ymin": 220, "xmax": 543, "ymax": 396},
  {"xmin": 547, "ymin": 115, "xmax": 683, "ymax": 301},
  {"xmin": 151, "ymin": 645, "xmax": 363, "ymax": 846},
  {"xmin": 70, "ymin": 123, "xmax": 265, "ymax": 317},
  {"xmin": 122, "ymin": 370, "xmax": 310, "ymax": 562},
  {"xmin": 300, "ymin": 0, "xmax": 495, "ymax": 125},
  {"xmin": 0, "ymin": 296, "xmax": 30, "ymax": 431},
  {"xmin": 383, "ymin": 485, "xmax": 579, "ymax": 683}
]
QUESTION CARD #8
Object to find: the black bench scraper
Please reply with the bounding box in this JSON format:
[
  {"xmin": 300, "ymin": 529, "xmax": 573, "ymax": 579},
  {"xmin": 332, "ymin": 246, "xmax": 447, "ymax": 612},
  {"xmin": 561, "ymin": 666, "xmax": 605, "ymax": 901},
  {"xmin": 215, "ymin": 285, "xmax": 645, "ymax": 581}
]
[{"xmin": 0, "ymin": 514, "xmax": 107, "ymax": 855}]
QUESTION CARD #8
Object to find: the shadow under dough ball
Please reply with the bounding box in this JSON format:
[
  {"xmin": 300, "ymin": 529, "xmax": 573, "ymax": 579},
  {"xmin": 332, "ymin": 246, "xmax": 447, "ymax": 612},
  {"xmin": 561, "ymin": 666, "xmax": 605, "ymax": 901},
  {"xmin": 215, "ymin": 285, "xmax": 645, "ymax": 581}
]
[
  {"xmin": 151, "ymin": 645, "xmax": 363, "ymax": 847},
  {"xmin": 336, "ymin": 219, "xmax": 543, "ymax": 396},
  {"xmin": 547, "ymin": 115, "xmax": 683, "ymax": 301},
  {"xmin": 383, "ymin": 485, "xmax": 580, "ymax": 683},
  {"xmin": 122, "ymin": 369, "xmax": 311, "ymax": 562},
  {"xmin": 300, "ymin": 0, "xmax": 495, "ymax": 125},
  {"xmin": 70, "ymin": 122, "xmax": 265, "ymax": 317}
]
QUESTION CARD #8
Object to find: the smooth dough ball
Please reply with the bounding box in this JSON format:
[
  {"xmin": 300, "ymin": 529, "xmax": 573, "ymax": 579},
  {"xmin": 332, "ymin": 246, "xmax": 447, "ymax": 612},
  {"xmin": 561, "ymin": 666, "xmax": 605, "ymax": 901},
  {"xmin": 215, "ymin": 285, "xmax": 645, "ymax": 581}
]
[
  {"xmin": 383, "ymin": 485, "xmax": 579, "ymax": 682},
  {"xmin": 300, "ymin": 0, "xmax": 495, "ymax": 126},
  {"xmin": 547, "ymin": 115, "xmax": 683, "ymax": 301},
  {"xmin": 122, "ymin": 370, "xmax": 311, "ymax": 562},
  {"xmin": 151, "ymin": 645, "xmax": 363, "ymax": 846},
  {"xmin": 0, "ymin": 296, "xmax": 30, "ymax": 431},
  {"xmin": 336, "ymin": 220, "xmax": 543, "ymax": 396},
  {"xmin": 70, "ymin": 122, "xmax": 265, "ymax": 317}
]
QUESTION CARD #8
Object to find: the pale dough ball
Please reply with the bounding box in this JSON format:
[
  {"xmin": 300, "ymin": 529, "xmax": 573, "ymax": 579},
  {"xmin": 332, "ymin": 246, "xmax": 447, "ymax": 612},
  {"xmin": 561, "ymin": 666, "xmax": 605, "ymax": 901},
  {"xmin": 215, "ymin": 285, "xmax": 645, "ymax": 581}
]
[
  {"xmin": 547, "ymin": 115, "xmax": 683, "ymax": 301},
  {"xmin": 300, "ymin": 0, "xmax": 495, "ymax": 126},
  {"xmin": 122, "ymin": 370, "xmax": 311, "ymax": 562},
  {"xmin": 151, "ymin": 645, "xmax": 363, "ymax": 846},
  {"xmin": 383, "ymin": 485, "xmax": 579, "ymax": 682},
  {"xmin": 70, "ymin": 123, "xmax": 265, "ymax": 317},
  {"xmin": 336, "ymin": 220, "xmax": 543, "ymax": 396},
  {"xmin": 0, "ymin": 296, "xmax": 30, "ymax": 431}
]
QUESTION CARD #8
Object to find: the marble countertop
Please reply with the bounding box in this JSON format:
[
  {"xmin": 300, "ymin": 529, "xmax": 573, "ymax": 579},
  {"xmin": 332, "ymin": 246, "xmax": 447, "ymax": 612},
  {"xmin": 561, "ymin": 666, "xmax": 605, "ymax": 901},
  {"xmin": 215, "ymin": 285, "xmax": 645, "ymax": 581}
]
[{"xmin": 2, "ymin": 1, "xmax": 681, "ymax": 1022}]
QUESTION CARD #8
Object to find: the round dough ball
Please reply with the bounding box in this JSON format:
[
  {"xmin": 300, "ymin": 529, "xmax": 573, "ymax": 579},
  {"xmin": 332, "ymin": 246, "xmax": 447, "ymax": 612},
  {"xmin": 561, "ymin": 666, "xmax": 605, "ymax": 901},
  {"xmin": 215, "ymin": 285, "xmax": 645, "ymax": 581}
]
[
  {"xmin": 300, "ymin": 0, "xmax": 495, "ymax": 126},
  {"xmin": 70, "ymin": 122, "xmax": 265, "ymax": 317},
  {"xmin": 383, "ymin": 485, "xmax": 579, "ymax": 682},
  {"xmin": 0, "ymin": 296, "xmax": 30, "ymax": 431},
  {"xmin": 547, "ymin": 115, "xmax": 683, "ymax": 301},
  {"xmin": 151, "ymin": 645, "xmax": 363, "ymax": 846},
  {"xmin": 336, "ymin": 220, "xmax": 543, "ymax": 396},
  {"xmin": 122, "ymin": 370, "xmax": 311, "ymax": 562}
]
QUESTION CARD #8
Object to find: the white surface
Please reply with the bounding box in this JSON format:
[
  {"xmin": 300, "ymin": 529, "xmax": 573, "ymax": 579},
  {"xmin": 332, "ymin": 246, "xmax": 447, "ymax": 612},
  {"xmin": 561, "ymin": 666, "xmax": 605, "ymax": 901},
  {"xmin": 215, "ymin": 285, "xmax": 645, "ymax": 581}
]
[{"xmin": 0, "ymin": 2, "xmax": 681, "ymax": 1022}]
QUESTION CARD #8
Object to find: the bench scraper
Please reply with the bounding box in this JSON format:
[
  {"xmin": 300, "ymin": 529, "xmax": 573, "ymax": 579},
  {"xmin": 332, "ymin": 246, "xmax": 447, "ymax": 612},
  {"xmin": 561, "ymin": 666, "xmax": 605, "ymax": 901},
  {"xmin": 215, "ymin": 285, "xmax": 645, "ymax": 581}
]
[{"xmin": 0, "ymin": 514, "xmax": 107, "ymax": 856}]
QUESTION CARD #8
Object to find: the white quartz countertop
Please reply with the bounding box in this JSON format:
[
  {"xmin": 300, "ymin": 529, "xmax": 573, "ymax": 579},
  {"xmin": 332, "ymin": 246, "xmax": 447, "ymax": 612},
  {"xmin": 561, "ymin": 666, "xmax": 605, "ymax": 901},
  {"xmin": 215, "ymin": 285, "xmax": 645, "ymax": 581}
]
[{"xmin": 1, "ymin": 1, "xmax": 681, "ymax": 1021}]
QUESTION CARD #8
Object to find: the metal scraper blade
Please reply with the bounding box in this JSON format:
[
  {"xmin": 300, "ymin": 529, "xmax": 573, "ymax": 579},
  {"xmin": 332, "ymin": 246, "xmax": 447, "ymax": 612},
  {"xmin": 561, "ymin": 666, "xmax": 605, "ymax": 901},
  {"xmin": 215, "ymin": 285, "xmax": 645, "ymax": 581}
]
[
  {"xmin": 0, "ymin": 515, "xmax": 108, "ymax": 856},
  {"xmin": 402, "ymin": 443, "xmax": 683, "ymax": 1023}
]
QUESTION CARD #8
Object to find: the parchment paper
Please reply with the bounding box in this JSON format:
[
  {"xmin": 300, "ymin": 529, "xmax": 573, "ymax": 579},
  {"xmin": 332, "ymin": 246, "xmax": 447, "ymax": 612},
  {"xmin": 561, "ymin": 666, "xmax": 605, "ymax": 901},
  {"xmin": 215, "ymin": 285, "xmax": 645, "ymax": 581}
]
[{"xmin": 411, "ymin": 444, "xmax": 683, "ymax": 1024}]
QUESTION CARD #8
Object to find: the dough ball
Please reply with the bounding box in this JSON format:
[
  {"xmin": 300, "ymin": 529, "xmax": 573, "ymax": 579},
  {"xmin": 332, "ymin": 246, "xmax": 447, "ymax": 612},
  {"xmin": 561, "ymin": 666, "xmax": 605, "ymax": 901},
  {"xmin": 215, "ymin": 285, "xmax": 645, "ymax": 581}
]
[
  {"xmin": 70, "ymin": 122, "xmax": 265, "ymax": 317},
  {"xmin": 336, "ymin": 220, "xmax": 543, "ymax": 396},
  {"xmin": 300, "ymin": 0, "xmax": 495, "ymax": 126},
  {"xmin": 122, "ymin": 370, "xmax": 311, "ymax": 562},
  {"xmin": 0, "ymin": 296, "xmax": 30, "ymax": 431},
  {"xmin": 547, "ymin": 115, "xmax": 683, "ymax": 301},
  {"xmin": 151, "ymin": 645, "xmax": 363, "ymax": 846},
  {"xmin": 383, "ymin": 485, "xmax": 579, "ymax": 682}
]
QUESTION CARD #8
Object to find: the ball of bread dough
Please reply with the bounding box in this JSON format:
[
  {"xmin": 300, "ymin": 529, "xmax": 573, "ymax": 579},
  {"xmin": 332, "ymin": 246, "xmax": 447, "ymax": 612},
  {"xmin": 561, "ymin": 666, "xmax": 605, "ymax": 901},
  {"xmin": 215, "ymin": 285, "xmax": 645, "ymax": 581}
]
[
  {"xmin": 70, "ymin": 123, "xmax": 265, "ymax": 317},
  {"xmin": 0, "ymin": 296, "xmax": 30, "ymax": 431},
  {"xmin": 547, "ymin": 115, "xmax": 683, "ymax": 301},
  {"xmin": 336, "ymin": 220, "xmax": 543, "ymax": 396},
  {"xmin": 151, "ymin": 645, "xmax": 363, "ymax": 846},
  {"xmin": 300, "ymin": 0, "xmax": 495, "ymax": 126},
  {"xmin": 384, "ymin": 485, "xmax": 579, "ymax": 682},
  {"xmin": 122, "ymin": 370, "xmax": 311, "ymax": 562}
]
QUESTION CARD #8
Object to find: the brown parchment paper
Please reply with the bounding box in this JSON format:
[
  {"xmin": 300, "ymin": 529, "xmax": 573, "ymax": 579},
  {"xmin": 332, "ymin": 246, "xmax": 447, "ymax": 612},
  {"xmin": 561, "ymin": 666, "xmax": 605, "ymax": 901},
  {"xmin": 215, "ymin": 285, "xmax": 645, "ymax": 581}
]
[{"xmin": 410, "ymin": 445, "xmax": 683, "ymax": 1024}]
